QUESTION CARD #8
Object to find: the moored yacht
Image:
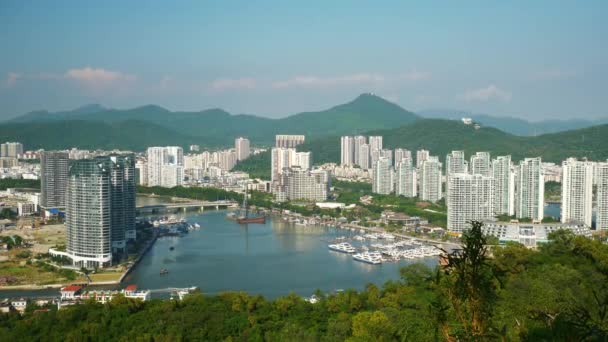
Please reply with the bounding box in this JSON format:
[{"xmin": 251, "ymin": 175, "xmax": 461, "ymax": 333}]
[
  {"xmin": 352, "ymin": 251, "xmax": 383, "ymax": 264},
  {"xmin": 328, "ymin": 242, "xmax": 356, "ymax": 254}
]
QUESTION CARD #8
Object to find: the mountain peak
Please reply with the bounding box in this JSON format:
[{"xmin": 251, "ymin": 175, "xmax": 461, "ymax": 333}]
[{"xmin": 70, "ymin": 104, "xmax": 107, "ymax": 115}]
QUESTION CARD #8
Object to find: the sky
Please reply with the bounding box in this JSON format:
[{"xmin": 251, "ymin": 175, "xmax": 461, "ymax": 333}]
[{"xmin": 1, "ymin": 0, "xmax": 607, "ymax": 120}]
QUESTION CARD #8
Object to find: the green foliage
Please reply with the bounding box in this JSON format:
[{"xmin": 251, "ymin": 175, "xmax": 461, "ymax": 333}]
[
  {"xmin": 2, "ymin": 224, "xmax": 608, "ymax": 340},
  {"xmin": 232, "ymin": 151, "xmax": 271, "ymax": 180},
  {"xmin": 0, "ymin": 208, "xmax": 16, "ymax": 220},
  {"xmin": 0, "ymin": 178, "xmax": 40, "ymax": 190}
]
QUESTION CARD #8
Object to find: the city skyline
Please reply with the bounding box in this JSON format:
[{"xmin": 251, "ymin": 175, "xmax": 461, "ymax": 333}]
[{"xmin": 1, "ymin": 1, "xmax": 607, "ymax": 120}]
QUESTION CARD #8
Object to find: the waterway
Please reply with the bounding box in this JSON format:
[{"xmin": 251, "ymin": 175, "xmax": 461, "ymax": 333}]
[{"xmin": 124, "ymin": 210, "xmax": 436, "ymax": 298}]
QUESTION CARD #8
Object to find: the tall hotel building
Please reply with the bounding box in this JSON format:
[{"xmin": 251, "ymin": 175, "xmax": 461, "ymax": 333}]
[
  {"xmin": 447, "ymin": 173, "xmax": 494, "ymax": 233},
  {"xmin": 372, "ymin": 157, "xmax": 392, "ymax": 195},
  {"xmin": 40, "ymin": 151, "xmax": 70, "ymax": 208},
  {"xmin": 515, "ymin": 158, "xmax": 544, "ymax": 221},
  {"xmin": 561, "ymin": 158, "xmax": 594, "ymax": 227},
  {"xmin": 596, "ymin": 162, "xmax": 608, "ymax": 230},
  {"xmin": 275, "ymin": 135, "xmax": 305, "ymax": 148},
  {"xmin": 64, "ymin": 154, "xmax": 135, "ymax": 268},
  {"xmin": 492, "ymin": 155, "xmax": 515, "ymax": 216},
  {"xmin": 420, "ymin": 156, "xmax": 442, "ymax": 203}
]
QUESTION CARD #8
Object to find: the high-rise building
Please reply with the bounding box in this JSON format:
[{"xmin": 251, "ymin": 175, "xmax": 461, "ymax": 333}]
[
  {"xmin": 492, "ymin": 155, "xmax": 514, "ymax": 216},
  {"xmin": 135, "ymin": 159, "xmax": 148, "ymax": 186},
  {"xmin": 294, "ymin": 151, "xmax": 311, "ymax": 170},
  {"xmin": 416, "ymin": 149, "xmax": 430, "ymax": 168},
  {"xmin": 275, "ymin": 135, "xmax": 305, "ymax": 148},
  {"xmin": 146, "ymin": 146, "xmax": 184, "ymax": 187},
  {"xmin": 64, "ymin": 155, "xmax": 135, "ymax": 268},
  {"xmin": 108, "ymin": 154, "xmax": 136, "ymax": 252},
  {"xmin": 372, "ymin": 157, "xmax": 392, "ymax": 195},
  {"xmin": 340, "ymin": 136, "xmax": 355, "ymax": 166},
  {"xmin": 353, "ymin": 136, "xmax": 367, "ymax": 166},
  {"xmin": 515, "ymin": 158, "xmax": 544, "ymax": 221},
  {"xmin": 446, "ymin": 151, "xmax": 468, "ymax": 176},
  {"xmin": 447, "ymin": 173, "xmax": 494, "ymax": 233},
  {"xmin": 420, "ymin": 157, "xmax": 442, "ymax": 202},
  {"xmin": 369, "ymin": 136, "xmax": 383, "ymax": 152},
  {"xmin": 596, "ymin": 162, "xmax": 608, "ymax": 230},
  {"xmin": 380, "ymin": 149, "xmax": 393, "ymax": 166},
  {"xmin": 445, "ymin": 151, "xmax": 467, "ymax": 202},
  {"xmin": 40, "ymin": 151, "xmax": 69, "ymax": 208},
  {"xmin": 561, "ymin": 158, "xmax": 594, "ymax": 227},
  {"xmin": 284, "ymin": 167, "xmax": 329, "ymax": 202},
  {"xmin": 235, "ymin": 137, "xmax": 250, "ymax": 161},
  {"xmin": 396, "ymin": 161, "xmax": 417, "ymax": 197},
  {"xmin": 394, "ymin": 148, "xmax": 412, "ymax": 166},
  {"xmin": 0, "ymin": 142, "xmax": 24, "ymax": 158},
  {"xmin": 471, "ymin": 152, "xmax": 492, "ymax": 177},
  {"xmin": 358, "ymin": 144, "xmax": 371, "ymax": 169}
]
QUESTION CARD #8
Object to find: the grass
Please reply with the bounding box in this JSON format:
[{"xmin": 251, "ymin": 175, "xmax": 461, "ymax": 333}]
[{"xmin": 89, "ymin": 272, "xmax": 123, "ymax": 283}]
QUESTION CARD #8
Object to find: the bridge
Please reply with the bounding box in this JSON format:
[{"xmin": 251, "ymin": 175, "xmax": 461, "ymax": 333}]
[{"xmin": 136, "ymin": 200, "xmax": 238, "ymax": 215}]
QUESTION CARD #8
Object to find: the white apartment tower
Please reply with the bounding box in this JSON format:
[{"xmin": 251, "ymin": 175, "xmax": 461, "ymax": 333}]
[
  {"xmin": 561, "ymin": 158, "xmax": 594, "ymax": 227},
  {"xmin": 358, "ymin": 144, "xmax": 371, "ymax": 169},
  {"xmin": 596, "ymin": 162, "xmax": 608, "ymax": 230},
  {"xmin": 369, "ymin": 136, "xmax": 383, "ymax": 152},
  {"xmin": 471, "ymin": 152, "xmax": 492, "ymax": 177},
  {"xmin": 353, "ymin": 136, "xmax": 367, "ymax": 166},
  {"xmin": 416, "ymin": 149, "xmax": 430, "ymax": 168},
  {"xmin": 420, "ymin": 157, "xmax": 442, "ymax": 203},
  {"xmin": 492, "ymin": 155, "xmax": 515, "ymax": 216},
  {"xmin": 271, "ymin": 148, "xmax": 311, "ymax": 182},
  {"xmin": 146, "ymin": 146, "xmax": 184, "ymax": 187},
  {"xmin": 446, "ymin": 151, "xmax": 468, "ymax": 176},
  {"xmin": 372, "ymin": 157, "xmax": 392, "ymax": 195},
  {"xmin": 515, "ymin": 158, "xmax": 544, "ymax": 221},
  {"xmin": 340, "ymin": 136, "xmax": 355, "ymax": 166},
  {"xmin": 275, "ymin": 135, "xmax": 305, "ymax": 148},
  {"xmin": 396, "ymin": 161, "xmax": 417, "ymax": 197},
  {"xmin": 235, "ymin": 137, "xmax": 250, "ymax": 161},
  {"xmin": 394, "ymin": 148, "xmax": 412, "ymax": 166},
  {"xmin": 447, "ymin": 173, "xmax": 494, "ymax": 233}
]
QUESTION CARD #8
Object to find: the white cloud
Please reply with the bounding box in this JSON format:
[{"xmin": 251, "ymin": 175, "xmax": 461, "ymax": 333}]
[
  {"xmin": 463, "ymin": 84, "xmax": 512, "ymax": 102},
  {"xmin": 272, "ymin": 73, "xmax": 385, "ymax": 89},
  {"xmin": 401, "ymin": 69, "xmax": 431, "ymax": 81},
  {"xmin": 4, "ymin": 72, "xmax": 21, "ymax": 87},
  {"xmin": 64, "ymin": 67, "xmax": 136, "ymax": 86},
  {"xmin": 211, "ymin": 78, "xmax": 257, "ymax": 91}
]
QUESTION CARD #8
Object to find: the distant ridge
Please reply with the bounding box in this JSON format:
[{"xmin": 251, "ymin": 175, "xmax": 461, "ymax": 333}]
[{"xmin": 3, "ymin": 94, "xmax": 418, "ymax": 147}]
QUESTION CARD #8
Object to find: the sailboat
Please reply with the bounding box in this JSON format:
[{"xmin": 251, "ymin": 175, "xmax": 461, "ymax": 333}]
[{"xmin": 236, "ymin": 189, "xmax": 265, "ymax": 224}]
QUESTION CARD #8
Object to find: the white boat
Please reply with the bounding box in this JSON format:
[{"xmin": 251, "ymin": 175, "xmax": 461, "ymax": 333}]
[
  {"xmin": 328, "ymin": 242, "xmax": 356, "ymax": 254},
  {"xmin": 353, "ymin": 251, "xmax": 382, "ymax": 264},
  {"xmin": 380, "ymin": 233, "xmax": 395, "ymax": 240}
]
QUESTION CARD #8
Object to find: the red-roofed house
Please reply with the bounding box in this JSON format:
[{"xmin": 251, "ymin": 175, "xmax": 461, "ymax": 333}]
[{"xmin": 60, "ymin": 285, "xmax": 83, "ymax": 299}]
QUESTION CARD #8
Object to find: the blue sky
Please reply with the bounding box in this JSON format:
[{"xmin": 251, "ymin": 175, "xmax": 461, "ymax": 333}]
[{"xmin": 1, "ymin": 0, "xmax": 607, "ymax": 120}]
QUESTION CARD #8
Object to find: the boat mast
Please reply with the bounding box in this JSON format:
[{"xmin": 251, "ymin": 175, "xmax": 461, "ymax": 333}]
[{"xmin": 242, "ymin": 188, "xmax": 248, "ymax": 218}]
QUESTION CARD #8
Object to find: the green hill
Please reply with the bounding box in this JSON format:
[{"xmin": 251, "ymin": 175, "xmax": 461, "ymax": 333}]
[
  {"xmin": 299, "ymin": 119, "xmax": 608, "ymax": 165},
  {"xmin": 4, "ymin": 94, "xmax": 418, "ymax": 147},
  {"xmin": 0, "ymin": 120, "xmax": 202, "ymax": 151}
]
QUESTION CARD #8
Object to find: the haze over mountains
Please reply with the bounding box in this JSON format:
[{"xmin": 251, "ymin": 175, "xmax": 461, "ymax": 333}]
[{"xmin": 2, "ymin": 94, "xmax": 607, "ymax": 164}]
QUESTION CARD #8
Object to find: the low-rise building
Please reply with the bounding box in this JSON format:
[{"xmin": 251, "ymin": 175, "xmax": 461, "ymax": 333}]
[{"xmin": 482, "ymin": 221, "xmax": 591, "ymax": 248}]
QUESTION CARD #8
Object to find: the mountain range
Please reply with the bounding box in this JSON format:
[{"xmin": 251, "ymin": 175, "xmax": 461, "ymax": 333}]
[
  {"xmin": 2, "ymin": 94, "xmax": 607, "ymax": 170},
  {"xmin": 417, "ymin": 109, "xmax": 608, "ymax": 136},
  {"xmin": 3, "ymin": 94, "xmax": 417, "ymax": 149}
]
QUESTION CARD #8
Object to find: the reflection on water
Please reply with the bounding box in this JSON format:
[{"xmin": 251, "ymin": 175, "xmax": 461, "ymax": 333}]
[{"xmin": 125, "ymin": 210, "xmax": 437, "ymax": 298}]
